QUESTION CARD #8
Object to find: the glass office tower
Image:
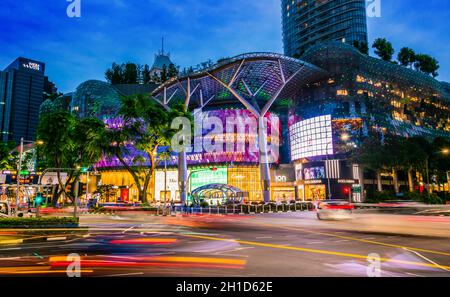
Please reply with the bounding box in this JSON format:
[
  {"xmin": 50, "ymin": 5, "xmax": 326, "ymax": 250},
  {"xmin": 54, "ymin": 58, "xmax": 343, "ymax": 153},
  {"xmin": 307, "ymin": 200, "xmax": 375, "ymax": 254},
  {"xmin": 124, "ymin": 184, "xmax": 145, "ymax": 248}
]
[
  {"xmin": 281, "ymin": 0, "xmax": 368, "ymax": 57},
  {"xmin": 0, "ymin": 57, "xmax": 46, "ymax": 143}
]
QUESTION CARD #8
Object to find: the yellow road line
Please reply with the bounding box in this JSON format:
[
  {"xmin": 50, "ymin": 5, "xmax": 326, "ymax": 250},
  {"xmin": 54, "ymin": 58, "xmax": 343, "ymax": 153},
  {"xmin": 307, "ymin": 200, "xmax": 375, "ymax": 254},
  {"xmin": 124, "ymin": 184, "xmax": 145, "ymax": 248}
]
[
  {"xmin": 254, "ymin": 222, "xmax": 450, "ymax": 257},
  {"xmin": 182, "ymin": 233, "xmax": 450, "ymax": 270},
  {"xmin": 0, "ymin": 239, "xmax": 23, "ymax": 245}
]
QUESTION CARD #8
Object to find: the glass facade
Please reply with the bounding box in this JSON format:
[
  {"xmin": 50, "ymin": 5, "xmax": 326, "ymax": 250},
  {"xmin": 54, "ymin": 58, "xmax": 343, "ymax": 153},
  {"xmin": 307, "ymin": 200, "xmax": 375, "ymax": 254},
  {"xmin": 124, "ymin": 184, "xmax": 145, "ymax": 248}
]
[
  {"xmin": 281, "ymin": 0, "xmax": 368, "ymax": 57},
  {"xmin": 297, "ymin": 42, "xmax": 450, "ymax": 138}
]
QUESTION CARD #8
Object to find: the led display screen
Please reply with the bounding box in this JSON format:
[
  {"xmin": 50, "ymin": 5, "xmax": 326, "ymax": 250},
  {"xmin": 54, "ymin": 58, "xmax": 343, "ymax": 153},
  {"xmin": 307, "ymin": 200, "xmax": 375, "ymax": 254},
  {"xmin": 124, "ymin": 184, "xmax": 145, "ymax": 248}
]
[
  {"xmin": 289, "ymin": 115, "xmax": 333, "ymax": 161},
  {"xmin": 190, "ymin": 167, "xmax": 228, "ymax": 191},
  {"xmin": 303, "ymin": 166, "xmax": 326, "ymax": 180}
]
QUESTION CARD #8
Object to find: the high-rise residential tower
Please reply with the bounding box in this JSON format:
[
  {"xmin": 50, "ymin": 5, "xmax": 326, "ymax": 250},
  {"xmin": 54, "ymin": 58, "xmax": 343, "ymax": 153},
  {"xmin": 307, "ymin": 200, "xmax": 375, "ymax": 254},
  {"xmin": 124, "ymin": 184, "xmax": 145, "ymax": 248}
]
[{"xmin": 281, "ymin": 0, "xmax": 368, "ymax": 57}]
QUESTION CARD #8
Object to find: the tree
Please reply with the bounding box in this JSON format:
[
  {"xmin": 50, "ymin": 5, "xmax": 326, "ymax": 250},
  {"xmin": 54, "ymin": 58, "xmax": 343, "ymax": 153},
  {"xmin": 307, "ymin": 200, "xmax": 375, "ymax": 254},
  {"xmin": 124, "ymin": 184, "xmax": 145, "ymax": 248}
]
[
  {"xmin": 161, "ymin": 65, "xmax": 168, "ymax": 83},
  {"xmin": 101, "ymin": 94, "xmax": 191, "ymax": 202},
  {"xmin": 168, "ymin": 63, "xmax": 179, "ymax": 79},
  {"xmin": 397, "ymin": 47, "xmax": 416, "ymax": 68},
  {"xmin": 0, "ymin": 141, "xmax": 18, "ymax": 170},
  {"xmin": 37, "ymin": 109, "xmax": 107, "ymax": 204},
  {"xmin": 403, "ymin": 137, "xmax": 429, "ymax": 192},
  {"xmin": 141, "ymin": 64, "xmax": 151, "ymax": 84},
  {"xmin": 105, "ymin": 63, "xmax": 124, "ymax": 84},
  {"xmin": 353, "ymin": 40, "xmax": 369, "ymax": 55},
  {"xmin": 123, "ymin": 63, "xmax": 139, "ymax": 84},
  {"xmin": 414, "ymin": 54, "xmax": 439, "ymax": 77},
  {"xmin": 429, "ymin": 137, "xmax": 450, "ymax": 184},
  {"xmin": 351, "ymin": 135, "xmax": 387, "ymax": 192},
  {"xmin": 372, "ymin": 38, "xmax": 395, "ymax": 61}
]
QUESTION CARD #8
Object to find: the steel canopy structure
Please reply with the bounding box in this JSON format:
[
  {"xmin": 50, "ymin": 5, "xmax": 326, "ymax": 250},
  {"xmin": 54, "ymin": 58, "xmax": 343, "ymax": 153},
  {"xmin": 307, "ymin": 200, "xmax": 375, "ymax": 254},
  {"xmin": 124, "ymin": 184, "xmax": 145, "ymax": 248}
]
[
  {"xmin": 151, "ymin": 52, "xmax": 327, "ymax": 204},
  {"xmin": 152, "ymin": 52, "xmax": 327, "ymax": 113}
]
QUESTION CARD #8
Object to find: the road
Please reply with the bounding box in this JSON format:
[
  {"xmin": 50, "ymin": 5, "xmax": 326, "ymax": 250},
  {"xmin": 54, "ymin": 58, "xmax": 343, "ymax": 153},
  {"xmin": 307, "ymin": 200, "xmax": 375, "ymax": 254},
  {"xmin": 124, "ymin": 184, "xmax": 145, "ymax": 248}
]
[{"xmin": 0, "ymin": 210, "xmax": 450, "ymax": 277}]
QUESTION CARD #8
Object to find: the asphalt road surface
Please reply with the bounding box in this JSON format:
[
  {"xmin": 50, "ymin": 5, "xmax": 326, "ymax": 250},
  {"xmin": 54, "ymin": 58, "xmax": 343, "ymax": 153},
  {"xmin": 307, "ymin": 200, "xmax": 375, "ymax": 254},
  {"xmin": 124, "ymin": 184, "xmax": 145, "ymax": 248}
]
[{"xmin": 0, "ymin": 210, "xmax": 450, "ymax": 277}]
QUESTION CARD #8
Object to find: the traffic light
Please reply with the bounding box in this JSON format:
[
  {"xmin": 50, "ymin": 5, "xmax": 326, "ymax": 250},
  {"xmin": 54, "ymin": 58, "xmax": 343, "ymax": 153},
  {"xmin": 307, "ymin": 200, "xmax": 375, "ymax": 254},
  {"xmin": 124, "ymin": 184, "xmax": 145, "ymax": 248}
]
[
  {"xmin": 343, "ymin": 187, "xmax": 351, "ymax": 195},
  {"xmin": 35, "ymin": 193, "xmax": 44, "ymax": 206}
]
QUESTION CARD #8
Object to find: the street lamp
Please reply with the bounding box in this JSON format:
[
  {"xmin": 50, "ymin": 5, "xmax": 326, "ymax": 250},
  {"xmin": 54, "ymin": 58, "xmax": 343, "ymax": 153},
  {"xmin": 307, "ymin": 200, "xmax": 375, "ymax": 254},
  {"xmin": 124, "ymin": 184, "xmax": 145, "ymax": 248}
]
[
  {"xmin": 15, "ymin": 138, "xmax": 44, "ymax": 216},
  {"xmin": 425, "ymin": 148, "xmax": 449, "ymax": 194}
]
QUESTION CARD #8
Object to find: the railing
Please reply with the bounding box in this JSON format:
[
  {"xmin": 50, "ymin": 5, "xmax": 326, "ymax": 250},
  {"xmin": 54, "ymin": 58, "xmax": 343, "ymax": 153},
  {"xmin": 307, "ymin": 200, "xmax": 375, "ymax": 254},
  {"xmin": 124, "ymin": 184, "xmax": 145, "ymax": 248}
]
[{"xmin": 159, "ymin": 202, "xmax": 316, "ymax": 216}]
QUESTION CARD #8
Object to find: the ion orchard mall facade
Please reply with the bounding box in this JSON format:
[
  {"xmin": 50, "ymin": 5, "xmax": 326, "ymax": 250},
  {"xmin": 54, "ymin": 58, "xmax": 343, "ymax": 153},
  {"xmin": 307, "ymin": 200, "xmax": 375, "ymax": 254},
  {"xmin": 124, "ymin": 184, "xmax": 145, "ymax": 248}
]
[{"xmin": 73, "ymin": 42, "xmax": 450, "ymax": 205}]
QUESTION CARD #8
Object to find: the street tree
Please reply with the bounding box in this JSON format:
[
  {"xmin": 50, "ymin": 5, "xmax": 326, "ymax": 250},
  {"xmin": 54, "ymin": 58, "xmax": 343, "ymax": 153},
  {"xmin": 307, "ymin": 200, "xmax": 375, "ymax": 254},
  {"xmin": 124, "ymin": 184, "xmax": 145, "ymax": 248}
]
[
  {"xmin": 101, "ymin": 94, "xmax": 190, "ymax": 202},
  {"xmin": 37, "ymin": 106, "xmax": 107, "ymax": 204},
  {"xmin": 398, "ymin": 47, "xmax": 416, "ymax": 68},
  {"xmin": 414, "ymin": 54, "xmax": 440, "ymax": 77},
  {"xmin": 372, "ymin": 38, "xmax": 395, "ymax": 61}
]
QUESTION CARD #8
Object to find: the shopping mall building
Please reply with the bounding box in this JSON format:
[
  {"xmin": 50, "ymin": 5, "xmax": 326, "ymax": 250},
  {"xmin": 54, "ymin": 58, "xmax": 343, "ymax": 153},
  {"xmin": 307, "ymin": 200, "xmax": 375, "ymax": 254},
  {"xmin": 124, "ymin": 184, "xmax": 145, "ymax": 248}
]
[{"xmin": 70, "ymin": 42, "xmax": 450, "ymax": 204}]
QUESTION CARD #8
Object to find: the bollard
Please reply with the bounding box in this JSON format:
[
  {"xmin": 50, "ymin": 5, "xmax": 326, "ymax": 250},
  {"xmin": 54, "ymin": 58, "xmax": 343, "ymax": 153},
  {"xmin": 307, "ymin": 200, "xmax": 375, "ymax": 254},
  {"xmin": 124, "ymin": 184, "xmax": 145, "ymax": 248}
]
[
  {"xmin": 233, "ymin": 205, "xmax": 236, "ymax": 214},
  {"xmin": 209, "ymin": 206, "xmax": 211, "ymax": 215}
]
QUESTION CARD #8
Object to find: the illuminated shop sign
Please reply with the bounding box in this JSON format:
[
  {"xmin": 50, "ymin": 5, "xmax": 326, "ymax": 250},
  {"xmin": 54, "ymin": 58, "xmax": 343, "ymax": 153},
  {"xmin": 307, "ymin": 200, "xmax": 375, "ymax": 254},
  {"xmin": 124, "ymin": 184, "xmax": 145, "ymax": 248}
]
[
  {"xmin": 337, "ymin": 179, "xmax": 356, "ymax": 184},
  {"xmin": 304, "ymin": 180, "xmax": 323, "ymax": 185},
  {"xmin": 154, "ymin": 170, "xmax": 180, "ymax": 201},
  {"xmin": 190, "ymin": 167, "xmax": 228, "ymax": 191},
  {"xmin": 22, "ymin": 61, "xmax": 42, "ymax": 71},
  {"xmin": 289, "ymin": 115, "xmax": 333, "ymax": 161}
]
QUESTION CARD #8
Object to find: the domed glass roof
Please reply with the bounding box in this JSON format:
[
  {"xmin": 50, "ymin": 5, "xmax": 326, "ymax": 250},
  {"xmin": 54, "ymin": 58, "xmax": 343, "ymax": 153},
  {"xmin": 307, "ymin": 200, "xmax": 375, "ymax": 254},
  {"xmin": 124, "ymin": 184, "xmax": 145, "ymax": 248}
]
[{"xmin": 71, "ymin": 80, "xmax": 122, "ymax": 119}]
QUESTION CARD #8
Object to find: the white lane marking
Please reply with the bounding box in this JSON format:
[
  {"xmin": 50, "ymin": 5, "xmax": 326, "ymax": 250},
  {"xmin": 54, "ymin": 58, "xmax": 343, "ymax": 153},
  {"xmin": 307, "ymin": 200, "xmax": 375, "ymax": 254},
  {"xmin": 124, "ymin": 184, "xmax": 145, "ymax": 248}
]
[
  {"xmin": 47, "ymin": 237, "xmax": 67, "ymax": 241},
  {"xmin": 307, "ymin": 241, "xmax": 324, "ymax": 245},
  {"xmin": 0, "ymin": 247, "xmax": 21, "ymax": 251},
  {"xmin": 122, "ymin": 226, "xmax": 135, "ymax": 234},
  {"xmin": 0, "ymin": 256, "xmax": 22, "ymax": 260},
  {"xmin": 406, "ymin": 272, "xmax": 424, "ymax": 277},
  {"xmin": 102, "ymin": 272, "xmax": 144, "ymax": 277},
  {"xmin": 256, "ymin": 236, "xmax": 273, "ymax": 239},
  {"xmin": 403, "ymin": 248, "xmax": 450, "ymax": 272}
]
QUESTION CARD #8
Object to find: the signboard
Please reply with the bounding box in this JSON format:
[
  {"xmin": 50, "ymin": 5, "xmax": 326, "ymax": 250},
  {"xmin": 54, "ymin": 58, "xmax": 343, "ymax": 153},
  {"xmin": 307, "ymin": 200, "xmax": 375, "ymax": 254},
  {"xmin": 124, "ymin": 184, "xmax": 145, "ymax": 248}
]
[
  {"xmin": 0, "ymin": 174, "xmax": 6, "ymax": 184},
  {"xmin": 22, "ymin": 61, "xmax": 42, "ymax": 72},
  {"xmin": 290, "ymin": 115, "xmax": 333, "ymax": 161},
  {"xmin": 41, "ymin": 172, "xmax": 68, "ymax": 185},
  {"xmin": 154, "ymin": 170, "xmax": 180, "ymax": 201},
  {"xmin": 190, "ymin": 167, "xmax": 228, "ymax": 191}
]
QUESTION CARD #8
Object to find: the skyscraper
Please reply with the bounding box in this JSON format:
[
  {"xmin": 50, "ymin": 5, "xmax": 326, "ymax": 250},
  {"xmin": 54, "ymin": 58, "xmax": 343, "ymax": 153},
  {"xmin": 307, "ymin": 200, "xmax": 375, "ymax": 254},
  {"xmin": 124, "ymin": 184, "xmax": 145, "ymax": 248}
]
[
  {"xmin": 281, "ymin": 0, "xmax": 368, "ymax": 57},
  {"xmin": 0, "ymin": 57, "xmax": 47, "ymax": 143}
]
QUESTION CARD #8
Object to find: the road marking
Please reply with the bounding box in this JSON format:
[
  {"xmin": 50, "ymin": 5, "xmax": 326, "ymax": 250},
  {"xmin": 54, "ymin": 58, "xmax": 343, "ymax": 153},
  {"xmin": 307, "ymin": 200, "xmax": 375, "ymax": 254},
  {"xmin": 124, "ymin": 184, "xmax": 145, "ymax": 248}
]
[
  {"xmin": 253, "ymin": 222, "xmax": 450, "ymax": 257},
  {"xmin": 256, "ymin": 236, "xmax": 272, "ymax": 239},
  {"xmin": 402, "ymin": 248, "xmax": 450, "ymax": 272},
  {"xmin": 101, "ymin": 272, "xmax": 145, "ymax": 277},
  {"xmin": 406, "ymin": 272, "xmax": 424, "ymax": 277},
  {"xmin": 0, "ymin": 239, "xmax": 23, "ymax": 245},
  {"xmin": 122, "ymin": 226, "xmax": 135, "ymax": 234},
  {"xmin": 181, "ymin": 233, "xmax": 450, "ymax": 271},
  {"xmin": 47, "ymin": 237, "xmax": 67, "ymax": 242}
]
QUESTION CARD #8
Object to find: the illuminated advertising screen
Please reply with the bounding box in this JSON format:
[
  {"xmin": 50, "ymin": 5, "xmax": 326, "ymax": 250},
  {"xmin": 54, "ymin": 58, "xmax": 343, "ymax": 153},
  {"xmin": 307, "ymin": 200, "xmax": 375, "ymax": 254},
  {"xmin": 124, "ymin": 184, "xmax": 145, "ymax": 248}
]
[
  {"xmin": 95, "ymin": 109, "xmax": 280, "ymax": 169},
  {"xmin": 154, "ymin": 170, "xmax": 180, "ymax": 202},
  {"xmin": 303, "ymin": 167, "xmax": 325, "ymax": 180},
  {"xmin": 190, "ymin": 167, "xmax": 228, "ymax": 191},
  {"xmin": 289, "ymin": 115, "xmax": 333, "ymax": 161}
]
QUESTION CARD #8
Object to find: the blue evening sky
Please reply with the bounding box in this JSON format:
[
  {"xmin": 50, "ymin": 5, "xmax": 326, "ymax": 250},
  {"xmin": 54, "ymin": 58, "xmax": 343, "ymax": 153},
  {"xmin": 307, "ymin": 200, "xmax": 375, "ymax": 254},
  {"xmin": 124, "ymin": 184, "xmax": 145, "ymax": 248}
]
[{"xmin": 1, "ymin": 0, "xmax": 449, "ymax": 93}]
